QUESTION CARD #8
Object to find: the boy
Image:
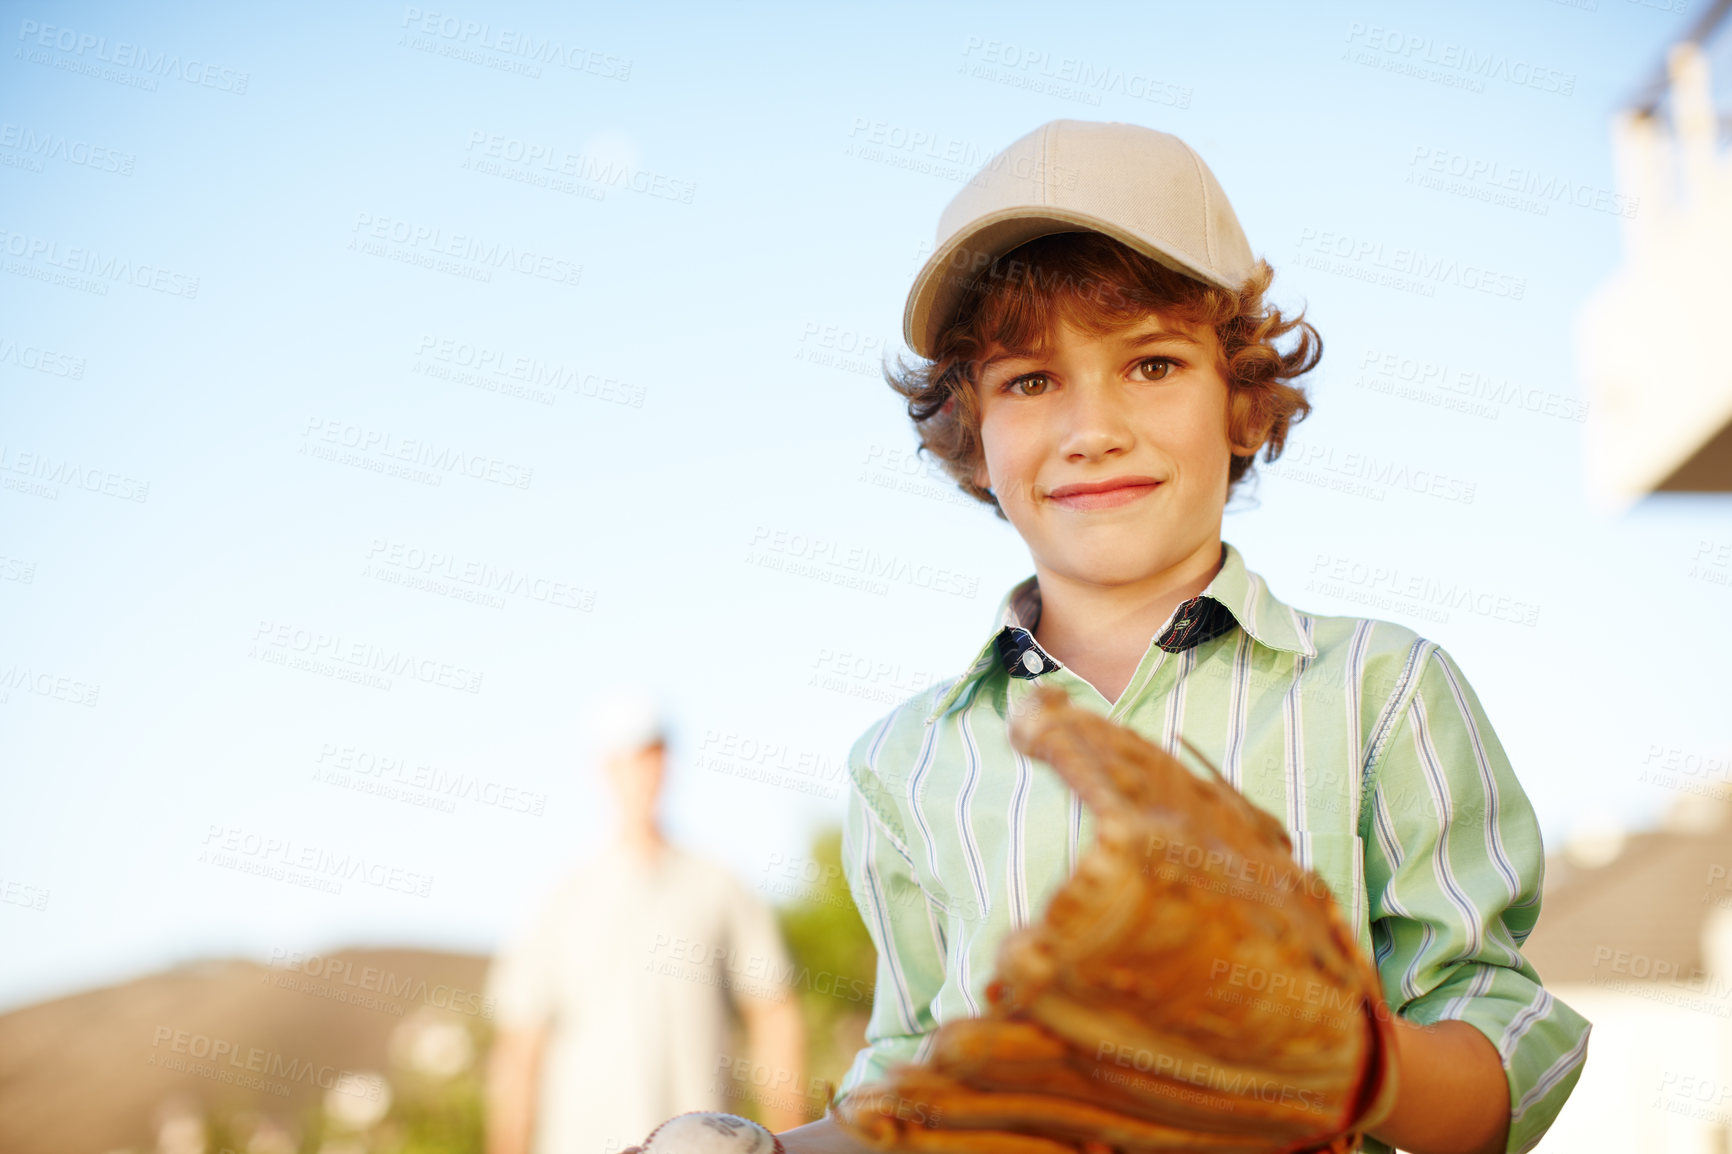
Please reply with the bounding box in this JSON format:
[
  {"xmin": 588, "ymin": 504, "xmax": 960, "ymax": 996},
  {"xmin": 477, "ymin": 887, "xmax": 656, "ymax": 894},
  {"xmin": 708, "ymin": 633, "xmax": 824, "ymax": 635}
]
[{"xmin": 778, "ymin": 119, "xmax": 1590, "ymax": 1154}]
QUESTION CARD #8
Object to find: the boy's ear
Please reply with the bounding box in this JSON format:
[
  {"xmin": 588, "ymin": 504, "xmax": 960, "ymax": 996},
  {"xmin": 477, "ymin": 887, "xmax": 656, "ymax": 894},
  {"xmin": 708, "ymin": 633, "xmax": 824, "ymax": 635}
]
[
  {"xmin": 1229, "ymin": 429, "xmax": 1270, "ymax": 457},
  {"xmin": 1227, "ymin": 388, "xmax": 1274, "ymax": 458}
]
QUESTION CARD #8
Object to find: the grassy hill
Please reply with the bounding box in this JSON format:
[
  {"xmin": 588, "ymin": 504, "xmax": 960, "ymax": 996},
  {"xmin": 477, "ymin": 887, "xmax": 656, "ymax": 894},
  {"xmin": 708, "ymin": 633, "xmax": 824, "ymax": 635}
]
[
  {"xmin": 0, "ymin": 833, "xmax": 876, "ymax": 1152},
  {"xmin": 0, "ymin": 948, "xmax": 491, "ymax": 1154}
]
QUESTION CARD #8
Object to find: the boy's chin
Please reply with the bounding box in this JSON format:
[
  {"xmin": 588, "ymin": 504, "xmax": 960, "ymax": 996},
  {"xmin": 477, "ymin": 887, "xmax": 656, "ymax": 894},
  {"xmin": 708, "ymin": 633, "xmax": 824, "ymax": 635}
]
[{"xmin": 1038, "ymin": 550, "xmax": 1188, "ymax": 588}]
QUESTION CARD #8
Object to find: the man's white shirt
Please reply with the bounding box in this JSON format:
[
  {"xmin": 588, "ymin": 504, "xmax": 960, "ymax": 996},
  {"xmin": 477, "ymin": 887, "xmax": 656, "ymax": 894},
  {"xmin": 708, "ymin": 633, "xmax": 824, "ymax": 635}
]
[{"xmin": 487, "ymin": 843, "xmax": 793, "ymax": 1154}]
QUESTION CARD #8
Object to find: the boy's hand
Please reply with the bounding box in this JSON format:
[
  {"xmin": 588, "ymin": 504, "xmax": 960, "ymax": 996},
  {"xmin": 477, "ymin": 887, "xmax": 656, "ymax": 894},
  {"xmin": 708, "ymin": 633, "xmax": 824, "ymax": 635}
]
[{"xmin": 833, "ymin": 684, "xmax": 1398, "ymax": 1151}]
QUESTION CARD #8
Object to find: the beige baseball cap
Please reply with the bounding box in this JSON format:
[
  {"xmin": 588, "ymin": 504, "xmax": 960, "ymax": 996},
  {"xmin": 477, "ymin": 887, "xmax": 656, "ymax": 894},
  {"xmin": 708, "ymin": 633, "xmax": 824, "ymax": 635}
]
[
  {"xmin": 578, "ymin": 687, "xmax": 669, "ymax": 761},
  {"xmin": 903, "ymin": 119, "xmax": 1257, "ymax": 359}
]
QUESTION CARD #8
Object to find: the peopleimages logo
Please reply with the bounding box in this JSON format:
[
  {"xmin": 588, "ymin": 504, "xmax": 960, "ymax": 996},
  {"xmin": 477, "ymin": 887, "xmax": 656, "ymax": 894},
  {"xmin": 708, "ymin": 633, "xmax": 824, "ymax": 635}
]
[
  {"xmin": 0, "ymin": 334, "xmax": 86, "ymax": 378},
  {"xmin": 15, "ymin": 19, "xmax": 251, "ymax": 93},
  {"xmin": 300, "ymin": 418, "xmax": 534, "ymax": 490},
  {"xmin": 1407, "ymin": 146, "xmax": 1637, "ymax": 218},
  {"xmin": 412, "ymin": 335, "xmax": 644, "ymax": 408},
  {"xmin": 1294, "ymin": 228, "xmax": 1525, "ymax": 300},
  {"xmin": 365, "ymin": 538, "xmax": 591, "ymax": 611},
  {"xmin": 149, "ymin": 1026, "xmax": 381, "ymax": 1090},
  {"xmin": 0, "ymin": 664, "xmax": 101, "ymax": 706},
  {"xmin": 267, "ymin": 948, "xmax": 496, "ymax": 1018},
  {"xmin": 746, "ymin": 525, "xmax": 979, "ymax": 599},
  {"xmin": 0, "ymin": 227, "xmax": 199, "ymax": 298},
  {"xmin": 1342, "ymin": 23, "xmax": 1575, "ymax": 96},
  {"xmin": 348, "ymin": 212, "xmax": 582, "ymax": 287},
  {"xmin": 200, "ymin": 824, "xmax": 436, "ymax": 898},
  {"xmin": 463, "ymin": 132, "xmax": 695, "ymax": 203},
  {"xmin": 958, "ymin": 37, "xmax": 1193, "ymax": 108},
  {"xmin": 0, "ymin": 444, "xmax": 149, "ymax": 502},
  {"xmin": 250, "ymin": 619, "xmax": 485, "ymax": 695},
  {"xmin": 398, "ymin": 7, "xmax": 631, "ymax": 80},
  {"xmin": 0, "ymin": 123, "xmax": 135, "ymax": 175}
]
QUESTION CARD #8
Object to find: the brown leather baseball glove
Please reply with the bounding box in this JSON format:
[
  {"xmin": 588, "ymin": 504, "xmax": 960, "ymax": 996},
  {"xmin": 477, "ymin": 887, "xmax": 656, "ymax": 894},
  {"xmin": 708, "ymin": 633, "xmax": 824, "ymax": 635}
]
[{"xmin": 832, "ymin": 684, "xmax": 1399, "ymax": 1153}]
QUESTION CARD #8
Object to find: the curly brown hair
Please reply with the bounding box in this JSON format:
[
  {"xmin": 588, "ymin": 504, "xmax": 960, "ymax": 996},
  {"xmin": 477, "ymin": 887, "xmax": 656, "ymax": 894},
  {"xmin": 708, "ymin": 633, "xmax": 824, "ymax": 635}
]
[{"xmin": 886, "ymin": 232, "xmax": 1321, "ymax": 520}]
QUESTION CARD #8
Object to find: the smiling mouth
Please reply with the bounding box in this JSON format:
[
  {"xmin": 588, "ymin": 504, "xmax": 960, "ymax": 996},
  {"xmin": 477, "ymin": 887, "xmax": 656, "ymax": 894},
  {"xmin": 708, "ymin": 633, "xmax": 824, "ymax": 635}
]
[{"xmin": 1047, "ymin": 480, "xmax": 1163, "ymax": 510}]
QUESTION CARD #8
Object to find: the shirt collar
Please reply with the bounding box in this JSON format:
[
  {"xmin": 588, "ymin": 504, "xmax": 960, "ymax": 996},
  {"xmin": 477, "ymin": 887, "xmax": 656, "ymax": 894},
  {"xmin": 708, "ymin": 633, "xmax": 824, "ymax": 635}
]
[{"xmin": 925, "ymin": 540, "xmax": 1317, "ymax": 724}]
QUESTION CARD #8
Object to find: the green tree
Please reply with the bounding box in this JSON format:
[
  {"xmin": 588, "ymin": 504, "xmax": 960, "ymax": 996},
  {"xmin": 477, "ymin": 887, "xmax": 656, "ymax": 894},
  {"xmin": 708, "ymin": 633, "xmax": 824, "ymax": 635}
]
[{"xmin": 726, "ymin": 826, "xmax": 877, "ymax": 1126}]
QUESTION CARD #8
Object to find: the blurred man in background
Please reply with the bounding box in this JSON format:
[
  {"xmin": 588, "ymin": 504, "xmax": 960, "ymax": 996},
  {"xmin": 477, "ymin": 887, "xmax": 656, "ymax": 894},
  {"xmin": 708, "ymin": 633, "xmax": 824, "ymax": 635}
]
[{"xmin": 484, "ymin": 690, "xmax": 807, "ymax": 1153}]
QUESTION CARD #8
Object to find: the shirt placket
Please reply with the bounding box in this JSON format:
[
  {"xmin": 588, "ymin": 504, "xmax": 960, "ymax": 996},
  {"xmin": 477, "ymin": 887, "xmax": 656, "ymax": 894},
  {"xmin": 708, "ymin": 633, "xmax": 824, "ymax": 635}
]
[
  {"xmin": 997, "ymin": 632, "xmax": 1173, "ymax": 928},
  {"xmin": 1104, "ymin": 637, "xmax": 1174, "ymax": 722}
]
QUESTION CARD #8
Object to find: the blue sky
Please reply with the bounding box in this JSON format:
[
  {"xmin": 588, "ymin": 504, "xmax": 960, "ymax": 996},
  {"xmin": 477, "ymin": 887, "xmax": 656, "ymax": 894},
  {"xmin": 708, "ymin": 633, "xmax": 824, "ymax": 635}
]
[{"xmin": 2, "ymin": 0, "xmax": 1728, "ymax": 1012}]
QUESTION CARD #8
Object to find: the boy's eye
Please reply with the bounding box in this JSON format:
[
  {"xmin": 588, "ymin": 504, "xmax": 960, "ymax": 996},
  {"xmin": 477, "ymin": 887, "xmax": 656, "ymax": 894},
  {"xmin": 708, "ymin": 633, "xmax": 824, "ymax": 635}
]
[
  {"xmin": 1136, "ymin": 357, "xmax": 1177, "ymax": 381},
  {"xmin": 1005, "ymin": 373, "xmax": 1050, "ymax": 396}
]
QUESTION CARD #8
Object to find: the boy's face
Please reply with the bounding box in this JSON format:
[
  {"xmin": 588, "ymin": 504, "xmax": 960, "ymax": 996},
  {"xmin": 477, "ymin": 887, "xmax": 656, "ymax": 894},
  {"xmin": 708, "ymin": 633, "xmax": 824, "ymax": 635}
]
[{"xmin": 970, "ymin": 310, "xmax": 1265, "ymax": 591}]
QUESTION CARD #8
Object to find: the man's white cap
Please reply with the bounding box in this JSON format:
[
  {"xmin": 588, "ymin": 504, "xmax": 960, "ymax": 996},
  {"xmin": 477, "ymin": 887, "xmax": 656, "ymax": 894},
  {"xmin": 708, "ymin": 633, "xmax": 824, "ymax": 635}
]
[
  {"xmin": 578, "ymin": 688, "xmax": 669, "ymax": 760},
  {"xmin": 903, "ymin": 118, "xmax": 1257, "ymax": 359}
]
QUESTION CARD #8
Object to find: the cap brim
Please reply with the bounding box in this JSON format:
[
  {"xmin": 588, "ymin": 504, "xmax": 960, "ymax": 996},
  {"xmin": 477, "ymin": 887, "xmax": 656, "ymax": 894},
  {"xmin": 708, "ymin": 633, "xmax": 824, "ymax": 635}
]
[{"xmin": 902, "ymin": 208, "xmax": 1238, "ymax": 360}]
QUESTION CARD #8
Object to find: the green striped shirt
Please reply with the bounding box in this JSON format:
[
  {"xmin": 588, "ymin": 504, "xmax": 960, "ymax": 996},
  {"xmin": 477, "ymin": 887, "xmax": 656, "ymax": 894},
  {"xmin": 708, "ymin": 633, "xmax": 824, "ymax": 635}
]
[{"xmin": 833, "ymin": 540, "xmax": 1589, "ymax": 1154}]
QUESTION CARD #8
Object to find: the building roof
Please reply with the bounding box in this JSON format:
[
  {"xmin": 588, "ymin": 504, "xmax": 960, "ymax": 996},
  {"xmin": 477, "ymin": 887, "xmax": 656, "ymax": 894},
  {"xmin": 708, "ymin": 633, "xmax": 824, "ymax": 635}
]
[{"xmin": 1521, "ymin": 797, "xmax": 1732, "ymax": 982}]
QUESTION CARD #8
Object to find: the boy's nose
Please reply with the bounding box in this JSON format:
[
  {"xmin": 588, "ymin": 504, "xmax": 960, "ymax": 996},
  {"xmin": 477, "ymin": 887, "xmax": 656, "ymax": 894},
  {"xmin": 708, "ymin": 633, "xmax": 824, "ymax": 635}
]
[{"xmin": 1057, "ymin": 378, "xmax": 1135, "ymax": 460}]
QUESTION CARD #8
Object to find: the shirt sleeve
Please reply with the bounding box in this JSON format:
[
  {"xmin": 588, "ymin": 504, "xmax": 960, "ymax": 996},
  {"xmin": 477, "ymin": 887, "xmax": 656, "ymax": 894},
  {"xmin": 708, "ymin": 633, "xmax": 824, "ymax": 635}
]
[
  {"xmin": 832, "ymin": 723, "xmax": 950, "ymax": 1108},
  {"xmin": 1360, "ymin": 643, "xmax": 1592, "ymax": 1154},
  {"xmin": 485, "ymin": 889, "xmax": 563, "ymax": 1032}
]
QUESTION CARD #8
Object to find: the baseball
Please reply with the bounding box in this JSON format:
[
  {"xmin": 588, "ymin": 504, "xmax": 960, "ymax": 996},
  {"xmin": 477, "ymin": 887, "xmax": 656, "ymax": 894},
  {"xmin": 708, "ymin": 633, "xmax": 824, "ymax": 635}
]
[{"xmin": 638, "ymin": 1112, "xmax": 785, "ymax": 1154}]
